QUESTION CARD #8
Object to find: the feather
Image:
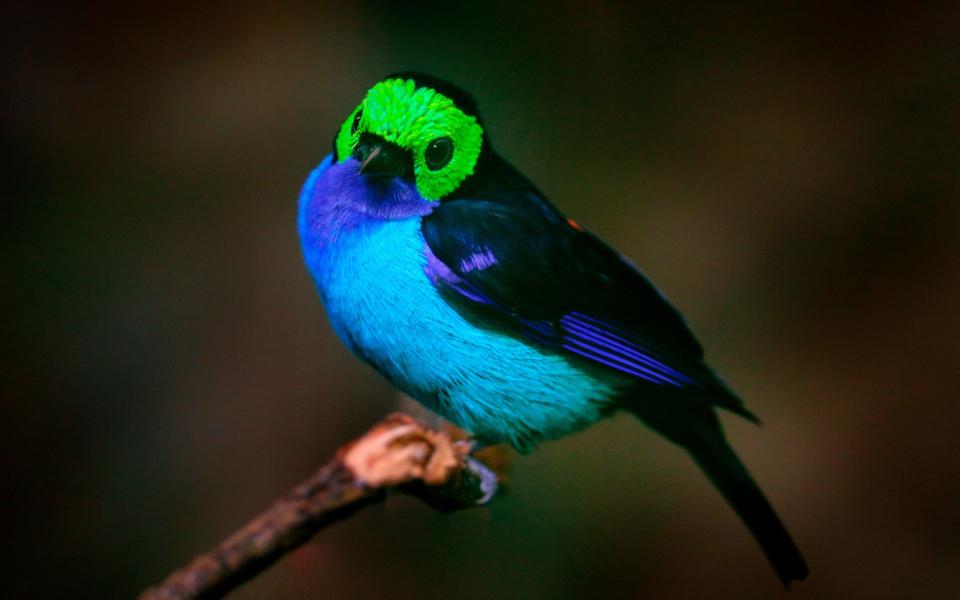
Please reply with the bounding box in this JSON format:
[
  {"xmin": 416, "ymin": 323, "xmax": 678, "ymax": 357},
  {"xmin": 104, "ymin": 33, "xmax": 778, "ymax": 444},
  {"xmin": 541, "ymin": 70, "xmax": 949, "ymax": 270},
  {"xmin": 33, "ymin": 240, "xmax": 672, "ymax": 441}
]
[{"xmin": 422, "ymin": 160, "xmax": 754, "ymax": 420}]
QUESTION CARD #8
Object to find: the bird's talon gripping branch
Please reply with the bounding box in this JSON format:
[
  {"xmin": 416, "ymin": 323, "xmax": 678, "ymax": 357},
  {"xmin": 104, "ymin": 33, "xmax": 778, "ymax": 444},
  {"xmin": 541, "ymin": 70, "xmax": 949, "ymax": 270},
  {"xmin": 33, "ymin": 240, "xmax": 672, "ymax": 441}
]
[{"xmin": 465, "ymin": 456, "xmax": 498, "ymax": 505}]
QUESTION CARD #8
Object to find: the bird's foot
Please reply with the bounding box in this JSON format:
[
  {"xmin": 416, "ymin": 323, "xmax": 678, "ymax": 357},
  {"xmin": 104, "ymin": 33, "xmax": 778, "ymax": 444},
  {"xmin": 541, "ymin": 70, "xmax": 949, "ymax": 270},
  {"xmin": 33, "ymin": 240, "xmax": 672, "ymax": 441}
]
[{"xmin": 463, "ymin": 455, "xmax": 499, "ymax": 505}]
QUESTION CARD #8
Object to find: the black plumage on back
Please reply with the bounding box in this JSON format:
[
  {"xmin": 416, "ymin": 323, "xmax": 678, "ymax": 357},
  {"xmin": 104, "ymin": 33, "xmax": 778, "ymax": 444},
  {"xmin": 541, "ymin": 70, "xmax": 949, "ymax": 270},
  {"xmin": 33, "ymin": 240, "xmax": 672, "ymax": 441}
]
[{"xmin": 422, "ymin": 127, "xmax": 807, "ymax": 584}]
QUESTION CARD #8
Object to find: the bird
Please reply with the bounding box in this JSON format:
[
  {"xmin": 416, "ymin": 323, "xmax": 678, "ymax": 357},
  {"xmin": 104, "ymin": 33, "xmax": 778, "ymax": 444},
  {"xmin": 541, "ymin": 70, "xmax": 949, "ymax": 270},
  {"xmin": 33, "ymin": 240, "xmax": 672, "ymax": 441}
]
[{"xmin": 298, "ymin": 72, "xmax": 808, "ymax": 585}]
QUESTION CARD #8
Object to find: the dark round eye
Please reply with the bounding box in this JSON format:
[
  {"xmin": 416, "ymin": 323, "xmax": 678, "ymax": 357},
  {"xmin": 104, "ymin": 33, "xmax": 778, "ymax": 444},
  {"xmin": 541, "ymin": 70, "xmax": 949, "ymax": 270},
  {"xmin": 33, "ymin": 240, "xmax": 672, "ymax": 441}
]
[
  {"xmin": 351, "ymin": 110, "xmax": 363, "ymax": 134},
  {"xmin": 425, "ymin": 137, "xmax": 453, "ymax": 170}
]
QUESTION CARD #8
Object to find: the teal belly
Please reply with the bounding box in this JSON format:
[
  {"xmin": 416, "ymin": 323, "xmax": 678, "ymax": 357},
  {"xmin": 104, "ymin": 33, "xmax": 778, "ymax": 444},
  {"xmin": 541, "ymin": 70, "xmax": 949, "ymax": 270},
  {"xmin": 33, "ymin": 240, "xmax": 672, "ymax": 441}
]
[{"xmin": 307, "ymin": 217, "xmax": 621, "ymax": 450}]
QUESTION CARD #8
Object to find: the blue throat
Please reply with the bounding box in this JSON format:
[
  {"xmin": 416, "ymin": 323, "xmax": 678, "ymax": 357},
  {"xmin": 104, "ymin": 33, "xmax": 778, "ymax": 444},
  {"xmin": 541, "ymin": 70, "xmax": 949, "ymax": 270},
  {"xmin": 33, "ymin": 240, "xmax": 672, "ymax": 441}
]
[{"xmin": 298, "ymin": 155, "xmax": 623, "ymax": 451}]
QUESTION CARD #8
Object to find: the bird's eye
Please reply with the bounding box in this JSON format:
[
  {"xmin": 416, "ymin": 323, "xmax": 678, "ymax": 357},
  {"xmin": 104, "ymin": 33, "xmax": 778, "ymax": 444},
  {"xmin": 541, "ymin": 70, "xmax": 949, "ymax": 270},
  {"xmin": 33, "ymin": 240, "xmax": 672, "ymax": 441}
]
[
  {"xmin": 351, "ymin": 110, "xmax": 363, "ymax": 134},
  {"xmin": 425, "ymin": 137, "xmax": 453, "ymax": 170}
]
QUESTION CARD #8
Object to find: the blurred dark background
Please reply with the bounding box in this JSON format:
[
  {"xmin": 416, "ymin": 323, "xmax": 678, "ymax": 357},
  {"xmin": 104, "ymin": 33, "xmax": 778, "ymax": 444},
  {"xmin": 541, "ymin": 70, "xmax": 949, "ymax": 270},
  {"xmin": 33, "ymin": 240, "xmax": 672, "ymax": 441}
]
[{"xmin": 4, "ymin": 1, "xmax": 959, "ymax": 598}]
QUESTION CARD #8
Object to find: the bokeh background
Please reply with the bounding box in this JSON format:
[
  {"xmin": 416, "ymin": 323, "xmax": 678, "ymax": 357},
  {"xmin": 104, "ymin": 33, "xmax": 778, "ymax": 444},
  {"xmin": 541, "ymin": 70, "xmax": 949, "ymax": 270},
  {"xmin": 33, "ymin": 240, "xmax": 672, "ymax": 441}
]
[{"xmin": 4, "ymin": 1, "xmax": 959, "ymax": 598}]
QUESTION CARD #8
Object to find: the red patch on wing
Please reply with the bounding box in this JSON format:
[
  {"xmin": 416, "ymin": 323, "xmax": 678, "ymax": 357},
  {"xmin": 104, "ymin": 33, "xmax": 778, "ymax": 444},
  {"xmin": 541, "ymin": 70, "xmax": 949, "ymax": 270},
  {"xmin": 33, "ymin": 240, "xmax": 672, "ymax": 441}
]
[{"xmin": 566, "ymin": 218, "xmax": 584, "ymax": 232}]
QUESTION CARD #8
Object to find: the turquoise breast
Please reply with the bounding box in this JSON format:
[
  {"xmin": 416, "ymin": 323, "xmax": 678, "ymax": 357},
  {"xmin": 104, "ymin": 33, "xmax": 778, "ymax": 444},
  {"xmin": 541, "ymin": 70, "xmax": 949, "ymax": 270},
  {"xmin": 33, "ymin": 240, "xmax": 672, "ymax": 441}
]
[{"xmin": 299, "ymin": 160, "xmax": 622, "ymax": 450}]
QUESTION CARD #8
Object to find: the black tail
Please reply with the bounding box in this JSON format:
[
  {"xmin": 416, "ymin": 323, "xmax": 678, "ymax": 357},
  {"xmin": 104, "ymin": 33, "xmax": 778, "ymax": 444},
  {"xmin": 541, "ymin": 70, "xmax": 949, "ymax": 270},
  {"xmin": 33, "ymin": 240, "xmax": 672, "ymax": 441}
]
[
  {"xmin": 687, "ymin": 432, "xmax": 809, "ymax": 585},
  {"xmin": 628, "ymin": 398, "xmax": 808, "ymax": 585}
]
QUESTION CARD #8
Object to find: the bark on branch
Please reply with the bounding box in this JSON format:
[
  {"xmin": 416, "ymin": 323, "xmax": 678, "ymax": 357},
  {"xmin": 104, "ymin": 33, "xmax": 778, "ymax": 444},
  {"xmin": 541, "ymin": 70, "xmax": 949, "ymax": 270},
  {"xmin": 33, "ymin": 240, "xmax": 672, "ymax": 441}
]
[{"xmin": 139, "ymin": 413, "xmax": 499, "ymax": 599}]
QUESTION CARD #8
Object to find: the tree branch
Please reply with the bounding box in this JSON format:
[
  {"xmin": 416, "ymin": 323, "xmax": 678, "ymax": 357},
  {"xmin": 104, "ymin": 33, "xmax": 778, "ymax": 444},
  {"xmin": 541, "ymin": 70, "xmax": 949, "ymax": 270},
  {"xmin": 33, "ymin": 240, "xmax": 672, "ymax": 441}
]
[{"xmin": 139, "ymin": 413, "xmax": 500, "ymax": 600}]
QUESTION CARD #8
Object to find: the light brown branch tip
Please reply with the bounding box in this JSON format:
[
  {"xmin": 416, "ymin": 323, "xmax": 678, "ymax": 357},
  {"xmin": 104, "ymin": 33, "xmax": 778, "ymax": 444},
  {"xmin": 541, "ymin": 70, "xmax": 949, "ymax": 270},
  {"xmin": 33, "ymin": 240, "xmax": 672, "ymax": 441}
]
[{"xmin": 139, "ymin": 413, "xmax": 502, "ymax": 600}]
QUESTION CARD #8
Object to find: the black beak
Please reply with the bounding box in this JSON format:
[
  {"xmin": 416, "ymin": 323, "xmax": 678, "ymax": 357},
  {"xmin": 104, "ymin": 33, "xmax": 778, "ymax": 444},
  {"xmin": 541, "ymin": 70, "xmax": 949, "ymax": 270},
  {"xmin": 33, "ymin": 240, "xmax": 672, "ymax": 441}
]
[{"xmin": 354, "ymin": 136, "xmax": 409, "ymax": 178}]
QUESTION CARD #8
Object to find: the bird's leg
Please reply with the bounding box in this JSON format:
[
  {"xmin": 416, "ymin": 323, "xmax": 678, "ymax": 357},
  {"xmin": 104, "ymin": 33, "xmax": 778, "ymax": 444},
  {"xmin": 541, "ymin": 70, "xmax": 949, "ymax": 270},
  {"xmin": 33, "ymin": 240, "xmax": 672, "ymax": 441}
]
[
  {"xmin": 453, "ymin": 440, "xmax": 510, "ymax": 506},
  {"xmin": 463, "ymin": 455, "xmax": 499, "ymax": 505}
]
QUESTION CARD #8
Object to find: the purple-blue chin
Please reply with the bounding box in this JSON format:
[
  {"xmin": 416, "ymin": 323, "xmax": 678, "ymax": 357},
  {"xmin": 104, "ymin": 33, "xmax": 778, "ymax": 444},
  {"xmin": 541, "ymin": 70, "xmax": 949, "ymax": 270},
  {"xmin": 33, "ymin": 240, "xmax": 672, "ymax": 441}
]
[{"xmin": 310, "ymin": 157, "xmax": 436, "ymax": 223}]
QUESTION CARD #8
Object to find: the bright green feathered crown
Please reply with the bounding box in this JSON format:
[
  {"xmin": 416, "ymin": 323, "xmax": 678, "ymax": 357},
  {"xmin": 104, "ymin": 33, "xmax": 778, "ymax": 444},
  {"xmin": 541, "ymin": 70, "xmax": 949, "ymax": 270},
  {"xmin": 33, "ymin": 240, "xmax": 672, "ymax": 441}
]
[{"xmin": 335, "ymin": 77, "xmax": 485, "ymax": 200}]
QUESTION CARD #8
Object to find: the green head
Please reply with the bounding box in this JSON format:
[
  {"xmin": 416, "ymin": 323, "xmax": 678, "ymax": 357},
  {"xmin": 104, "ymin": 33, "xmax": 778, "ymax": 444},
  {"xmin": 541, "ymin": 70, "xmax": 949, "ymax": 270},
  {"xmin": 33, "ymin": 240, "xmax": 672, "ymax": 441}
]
[{"xmin": 334, "ymin": 74, "xmax": 485, "ymax": 201}]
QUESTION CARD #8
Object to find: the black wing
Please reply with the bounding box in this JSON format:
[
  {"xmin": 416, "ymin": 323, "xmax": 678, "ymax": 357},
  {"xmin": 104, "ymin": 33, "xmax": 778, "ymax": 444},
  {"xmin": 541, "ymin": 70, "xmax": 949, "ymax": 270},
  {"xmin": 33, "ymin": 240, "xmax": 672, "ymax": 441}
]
[{"xmin": 422, "ymin": 194, "xmax": 755, "ymax": 420}]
